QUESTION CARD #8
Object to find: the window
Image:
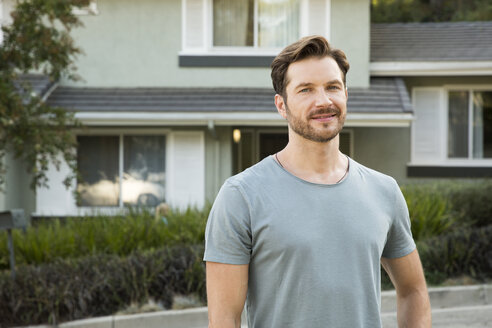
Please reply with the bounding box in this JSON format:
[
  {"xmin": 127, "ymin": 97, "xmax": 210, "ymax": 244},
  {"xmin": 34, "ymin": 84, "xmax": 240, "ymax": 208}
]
[
  {"xmin": 448, "ymin": 91, "xmax": 492, "ymax": 159},
  {"xmin": 77, "ymin": 135, "xmax": 166, "ymax": 207},
  {"xmin": 213, "ymin": 0, "xmax": 300, "ymax": 48},
  {"xmin": 181, "ymin": 0, "xmax": 330, "ymax": 57}
]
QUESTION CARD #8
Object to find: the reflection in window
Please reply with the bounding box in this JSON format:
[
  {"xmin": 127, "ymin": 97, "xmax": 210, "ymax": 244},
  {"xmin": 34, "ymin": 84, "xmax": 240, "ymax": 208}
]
[
  {"xmin": 77, "ymin": 136, "xmax": 120, "ymax": 206},
  {"xmin": 213, "ymin": 0, "xmax": 299, "ymax": 48},
  {"xmin": 473, "ymin": 92, "xmax": 492, "ymax": 159},
  {"xmin": 77, "ymin": 135, "xmax": 166, "ymax": 207},
  {"xmin": 447, "ymin": 90, "xmax": 492, "ymax": 159},
  {"xmin": 448, "ymin": 91, "xmax": 469, "ymax": 158},
  {"xmin": 123, "ymin": 136, "xmax": 166, "ymax": 207}
]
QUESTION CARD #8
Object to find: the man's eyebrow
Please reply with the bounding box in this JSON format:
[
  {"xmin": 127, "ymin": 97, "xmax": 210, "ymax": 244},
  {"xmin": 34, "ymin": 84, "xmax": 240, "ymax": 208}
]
[
  {"xmin": 325, "ymin": 79, "xmax": 343, "ymax": 86},
  {"xmin": 294, "ymin": 82, "xmax": 314, "ymax": 89},
  {"xmin": 294, "ymin": 80, "xmax": 344, "ymax": 89}
]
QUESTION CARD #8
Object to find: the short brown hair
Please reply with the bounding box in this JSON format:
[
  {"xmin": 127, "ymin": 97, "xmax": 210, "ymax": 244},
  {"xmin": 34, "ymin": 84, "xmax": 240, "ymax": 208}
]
[{"xmin": 271, "ymin": 35, "xmax": 350, "ymax": 97}]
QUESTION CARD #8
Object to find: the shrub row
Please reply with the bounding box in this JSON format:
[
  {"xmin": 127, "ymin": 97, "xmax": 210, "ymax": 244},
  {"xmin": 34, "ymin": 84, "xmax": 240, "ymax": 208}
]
[
  {"xmin": 382, "ymin": 224, "xmax": 492, "ymax": 289},
  {"xmin": 2, "ymin": 226, "xmax": 490, "ymax": 326},
  {"xmin": 0, "ymin": 245, "xmax": 205, "ymax": 327},
  {"xmin": 401, "ymin": 180, "xmax": 492, "ymax": 241},
  {"xmin": 418, "ymin": 224, "xmax": 492, "ymax": 282},
  {"xmin": 1, "ymin": 181, "xmax": 490, "ymax": 270},
  {"xmin": 400, "ymin": 183, "xmax": 454, "ymax": 241},
  {"xmin": 0, "ymin": 206, "xmax": 209, "ymax": 269},
  {"xmin": 447, "ymin": 180, "xmax": 492, "ymax": 228}
]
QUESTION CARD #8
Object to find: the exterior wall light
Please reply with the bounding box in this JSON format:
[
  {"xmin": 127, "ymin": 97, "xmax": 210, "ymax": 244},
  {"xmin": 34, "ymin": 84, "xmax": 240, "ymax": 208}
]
[{"xmin": 233, "ymin": 129, "xmax": 241, "ymax": 143}]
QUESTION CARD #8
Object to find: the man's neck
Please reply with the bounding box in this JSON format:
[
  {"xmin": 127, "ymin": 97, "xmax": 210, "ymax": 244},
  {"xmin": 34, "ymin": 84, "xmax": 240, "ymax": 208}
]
[{"xmin": 276, "ymin": 133, "xmax": 348, "ymax": 185}]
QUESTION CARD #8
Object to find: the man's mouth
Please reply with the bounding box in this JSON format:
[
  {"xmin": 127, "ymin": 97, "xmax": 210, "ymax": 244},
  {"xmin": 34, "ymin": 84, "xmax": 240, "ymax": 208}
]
[{"xmin": 310, "ymin": 111, "xmax": 339, "ymax": 122}]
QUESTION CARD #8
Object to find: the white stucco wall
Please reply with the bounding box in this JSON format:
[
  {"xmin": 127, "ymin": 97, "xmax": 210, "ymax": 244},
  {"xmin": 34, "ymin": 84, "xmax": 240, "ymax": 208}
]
[{"xmin": 63, "ymin": 0, "xmax": 370, "ymax": 88}]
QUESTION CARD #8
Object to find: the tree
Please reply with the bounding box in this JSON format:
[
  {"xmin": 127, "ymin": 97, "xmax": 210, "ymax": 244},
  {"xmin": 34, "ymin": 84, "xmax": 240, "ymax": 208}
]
[
  {"xmin": 0, "ymin": 0, "xmax": 89, "ymax": 191},
  {"xmin": 371, "ymin": 0, "xmax": 492, "ymax": 23}
]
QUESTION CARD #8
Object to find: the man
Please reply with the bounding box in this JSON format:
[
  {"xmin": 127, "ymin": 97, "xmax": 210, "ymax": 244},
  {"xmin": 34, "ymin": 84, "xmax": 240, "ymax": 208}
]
[{"xmin": 204, "ymin": 36, "xmax": 431, "ymax": 328}]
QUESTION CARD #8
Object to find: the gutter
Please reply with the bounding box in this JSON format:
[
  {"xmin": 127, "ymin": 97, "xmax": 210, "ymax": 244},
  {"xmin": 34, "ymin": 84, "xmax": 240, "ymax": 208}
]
[{"xmin": 370, "ymin": 61, "xmax": 492, "ymax": 76}]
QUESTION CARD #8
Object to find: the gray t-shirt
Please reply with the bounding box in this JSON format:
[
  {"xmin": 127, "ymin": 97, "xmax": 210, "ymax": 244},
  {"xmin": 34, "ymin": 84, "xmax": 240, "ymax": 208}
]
[{"xmin": 204, "ymin": 156, "xmax": 415, "ymax": 328}]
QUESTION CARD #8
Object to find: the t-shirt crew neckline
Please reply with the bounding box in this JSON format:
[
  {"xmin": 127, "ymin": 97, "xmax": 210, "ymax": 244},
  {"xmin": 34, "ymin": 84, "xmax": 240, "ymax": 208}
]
[{"xmin": 269, "ymin": 154, "xmax": 352, "ymax": 187}]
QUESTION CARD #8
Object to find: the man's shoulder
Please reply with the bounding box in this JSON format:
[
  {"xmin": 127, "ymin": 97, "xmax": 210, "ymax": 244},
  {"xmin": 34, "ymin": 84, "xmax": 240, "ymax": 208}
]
[
  {"xmin": 216, "ymin": 156, "xmax": 277, "ymax": 208},
  {"xmin": 226, "ymin": 156, "xmax": 277, "ymax": 189},
  {"xmin": 350, "ymin": 157, "xmax": 399, "ymax": 191}
]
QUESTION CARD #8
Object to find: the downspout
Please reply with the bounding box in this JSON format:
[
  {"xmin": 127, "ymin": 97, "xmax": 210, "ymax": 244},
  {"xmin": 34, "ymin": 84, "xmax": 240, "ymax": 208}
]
[{"xmin": 41, "ymin": 81, "xmax": 59, "ymax": 103}]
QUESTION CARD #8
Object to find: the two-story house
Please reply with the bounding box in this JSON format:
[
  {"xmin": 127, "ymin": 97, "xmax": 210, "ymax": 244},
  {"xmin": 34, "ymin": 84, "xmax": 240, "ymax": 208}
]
[{"xmin": 1, "ymin": 0, "xmax": 491, "ymax": 217}]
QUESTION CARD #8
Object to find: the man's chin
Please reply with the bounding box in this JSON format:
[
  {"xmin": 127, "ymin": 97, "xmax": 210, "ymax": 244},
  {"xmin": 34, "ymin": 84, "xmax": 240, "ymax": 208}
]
[{"xmin": 297, "ymin": 130, "xmax": 341, "ymax": 143}]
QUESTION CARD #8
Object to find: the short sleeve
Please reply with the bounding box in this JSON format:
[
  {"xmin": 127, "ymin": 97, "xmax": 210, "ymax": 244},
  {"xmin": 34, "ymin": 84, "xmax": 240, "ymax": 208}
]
[
  {"xmin": 382, "ymin": 180, "xmax": 416, "ymax": 259},
  {"xmin": 203, "ymin": 180, "xmax": 252, "ymax": 264}
]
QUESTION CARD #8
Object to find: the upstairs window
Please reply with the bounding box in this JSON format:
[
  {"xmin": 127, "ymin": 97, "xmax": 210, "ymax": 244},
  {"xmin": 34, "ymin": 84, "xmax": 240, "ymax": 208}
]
[
  {"xmin": 213, "ymin": 0, "xmax": 300, "ymax": 48},
  {"xmin": 448, "ymin": 90, "xmax": 492, "ymax": 159},
  {"xmin": 181, "ymin": 0, "xmax": 331, "ymax": 54}
]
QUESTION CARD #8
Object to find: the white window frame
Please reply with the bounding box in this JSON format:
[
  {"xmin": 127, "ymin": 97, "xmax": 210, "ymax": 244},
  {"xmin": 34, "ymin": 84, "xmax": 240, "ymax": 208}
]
[
  {"xmin": 445, "ymin": 85, "xmax": 492, "ymax": 164},
  {"xmin": 35, "ymin": 128, "xmax": 206, "ymax": 216},
  {"xmin": 411, "ymin": 85, "xmax": 492, "ymax": 167},
  {"xmin": 209, "ymin": 0, "xmax": 304, "ymax": 53},
  {"xmin": 182, "ymin": 0, "xmax": 331, "ymax": 55},
  {"xmin": 72, "ymin": 0, "xmax": 99, "ymax": 16},
  {"xmin": 75, "ymin": 129, "xmax": 169, "ymax": 210}
]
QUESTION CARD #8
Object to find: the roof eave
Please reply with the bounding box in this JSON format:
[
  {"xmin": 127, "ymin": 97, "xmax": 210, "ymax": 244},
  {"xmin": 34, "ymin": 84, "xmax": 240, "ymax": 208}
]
[
  {"xmin": 370, "ymin": 61, "xmax": 492, "ymax": 76},
  {"xmin": 75, "ymin": 112, "xmax": 413, "ymax": 128}
]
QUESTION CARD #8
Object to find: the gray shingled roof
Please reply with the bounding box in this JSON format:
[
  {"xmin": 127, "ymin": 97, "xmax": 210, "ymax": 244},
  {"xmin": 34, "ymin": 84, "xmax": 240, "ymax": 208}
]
[
  {"xmin": 349, "ymin": 78, "xmax": 412, "ymax": 113},
  {"xmin": 371, "ymin": 21, "xmax": 492, "ymax": 62},
  {"xmin": 47, "ymin": 78, "xmax": 411, "ymax": 114},
  {"xmin": 16, "ymin": 74, "xmax": 55, "ymax": 98}
]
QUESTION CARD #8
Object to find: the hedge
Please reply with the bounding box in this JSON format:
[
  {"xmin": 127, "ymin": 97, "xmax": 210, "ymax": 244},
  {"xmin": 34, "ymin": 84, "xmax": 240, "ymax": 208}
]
[
  {"xmin": 0, "ymin": 206, "xmax": 209, "ymax": 269},
  {"xmin": 2, "ymin": 226, "xmax": 491, "ymax": 326},
  {"xmin": 447, "ymin": 180, "xmax": 492, "ymax": 228},
  {"xmin": 2, "ymin": 181, "xmax": 491, "ymax": 270},
  {"xmin": 382, "ymin": 224, "xmax": 492, "ymax": 289},
  {"xmin": 0, "ymin": 245, "xmax": 205, "ymax": 327},
  {"xmin": 418, "ymin": 224, "xmax": 492, "ymax": 282}
]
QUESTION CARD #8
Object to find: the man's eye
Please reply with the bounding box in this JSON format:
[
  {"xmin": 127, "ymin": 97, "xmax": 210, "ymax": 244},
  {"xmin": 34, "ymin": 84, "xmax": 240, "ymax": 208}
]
[
  {"xmin": 327, "ymin": 85, "xmax": 340, "ymax": 90},
  {"xmin": 299, "ymin": 88, "xmax": 310, "ymax": 93}
]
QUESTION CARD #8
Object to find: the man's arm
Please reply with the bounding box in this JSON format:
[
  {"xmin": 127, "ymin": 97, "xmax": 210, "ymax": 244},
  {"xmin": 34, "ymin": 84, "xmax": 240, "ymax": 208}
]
[
  {"xmin": 381, "ymin": 249, "xmax": 431, "ymax": 328},
  {"xmin": 206, "ymin": 261, "xmax": 249, "ymax": 328}
]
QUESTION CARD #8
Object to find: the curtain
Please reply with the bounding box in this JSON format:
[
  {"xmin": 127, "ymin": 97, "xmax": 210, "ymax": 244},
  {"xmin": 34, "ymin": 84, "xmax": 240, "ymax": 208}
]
[
  {"xmin": 214, "ymin": 0, "xmax": 254, "ymax": 46},
  {"xmin": 213, "ymin": 0, "xmax": 299, "ymax": 47},
  {"xmin": 258, "ymin": 0, "xmax": 299, "ymax": 47}
]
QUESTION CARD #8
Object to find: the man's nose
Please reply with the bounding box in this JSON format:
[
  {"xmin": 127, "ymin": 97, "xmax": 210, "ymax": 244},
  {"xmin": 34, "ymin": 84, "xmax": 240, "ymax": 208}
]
[{"xmin": 314, "ymin": 89, "xmax": 333, "ymax": 107}]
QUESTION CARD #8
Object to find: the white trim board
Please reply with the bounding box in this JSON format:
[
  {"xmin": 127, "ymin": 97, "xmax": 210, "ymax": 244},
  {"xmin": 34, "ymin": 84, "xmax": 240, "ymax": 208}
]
[
  {"xmin": 75, "ymin": 112, "xmax": 413, "ymax": 127},
  {"xmin": 408, "ymin": 161, "xmax": 492, "ymax": 167},
  {"xmin": 370, "ymin": 61, "xmax": 492, "ymax": 76}
]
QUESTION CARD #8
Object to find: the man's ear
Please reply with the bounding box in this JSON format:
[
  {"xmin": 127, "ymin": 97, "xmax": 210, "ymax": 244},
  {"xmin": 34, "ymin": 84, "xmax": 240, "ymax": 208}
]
[{"xmin": 275, "ymin": 94, "xmax": 287, "ymax": 120}]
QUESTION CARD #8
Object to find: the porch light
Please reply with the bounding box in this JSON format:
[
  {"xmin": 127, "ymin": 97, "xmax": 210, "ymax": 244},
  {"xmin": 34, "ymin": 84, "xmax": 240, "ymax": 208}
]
[{"xmin": 233, "ymin": 129, "xmax": 241, "ymax": 143}]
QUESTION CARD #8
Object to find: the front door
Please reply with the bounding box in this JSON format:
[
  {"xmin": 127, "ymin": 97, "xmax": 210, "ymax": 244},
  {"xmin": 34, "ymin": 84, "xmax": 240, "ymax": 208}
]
[{"xmin": 232, "ymin": 127, "xmax": 352, "ymax": 174}]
